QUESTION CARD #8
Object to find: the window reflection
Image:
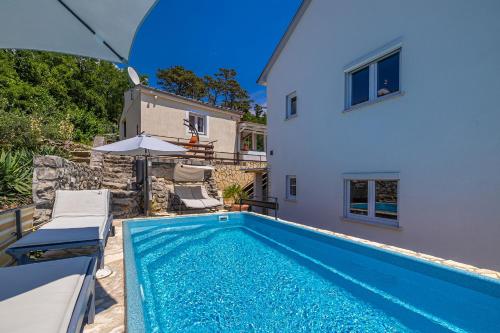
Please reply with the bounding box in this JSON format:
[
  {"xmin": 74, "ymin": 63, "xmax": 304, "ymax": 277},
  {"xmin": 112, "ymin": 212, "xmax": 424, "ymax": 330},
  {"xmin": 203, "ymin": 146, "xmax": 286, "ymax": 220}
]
[
  {"xmin": 349, "ymin": 180, "xmax": 368, "ymax": 215},
  {"xmin": 377, "ymin": 52, "xmax": 400, "ymax": 97},
  {"xmin": 375, "ymin": 180, "xmax": 398, "ymax": 220},
  {"xmin": 351, "ymin": 66, "xmax": 369, "ymax": 106}
]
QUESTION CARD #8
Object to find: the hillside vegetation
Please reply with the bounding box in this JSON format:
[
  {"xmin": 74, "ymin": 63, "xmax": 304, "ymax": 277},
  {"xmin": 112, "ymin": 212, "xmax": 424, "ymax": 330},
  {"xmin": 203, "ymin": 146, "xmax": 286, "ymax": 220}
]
[{"xmin": 0, "ymin": 50, "xmax": 132, "ymax": 148}]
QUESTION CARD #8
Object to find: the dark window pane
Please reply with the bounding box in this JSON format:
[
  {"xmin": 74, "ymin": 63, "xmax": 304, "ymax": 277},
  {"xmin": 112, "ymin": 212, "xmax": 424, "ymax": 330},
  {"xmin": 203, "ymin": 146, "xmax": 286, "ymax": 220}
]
[
  {"xmin": 290, "ymin": 96, "xmax": 297, "ymax": 115},
  {"xmin": 377, "ymin": 52, "xmax": 400, "ymax": 97},
  {"xmin": 349, "ymin": 180, "xmax": 368, "ymax": 215},
  {"xmin": 351, "ymin": 67, "xmax": 369, "ymax": 106},
  {"xmin": 189, "ymin": 115, "xmax": 196, "ymax": 128},
  {"xmin": 256, "ymin": 134, "xmax": 265, "ymax": 151},
  {"xmin": 375, "ymin": 180, "xmax": 398, "ymax": 220},
  {"xmin": 289, "ymin": 177, "xmax": 297, "ymax": 197},
  {"xmin": 197, "ymin": 117, "xmax": 204, "ymax": 133}
]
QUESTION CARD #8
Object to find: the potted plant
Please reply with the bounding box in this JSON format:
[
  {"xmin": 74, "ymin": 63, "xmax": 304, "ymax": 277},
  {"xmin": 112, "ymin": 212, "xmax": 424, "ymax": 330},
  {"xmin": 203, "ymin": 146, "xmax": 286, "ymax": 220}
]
[{"xmin": 223, "ymin": 184, "xmax": 249, "ymax": 211}]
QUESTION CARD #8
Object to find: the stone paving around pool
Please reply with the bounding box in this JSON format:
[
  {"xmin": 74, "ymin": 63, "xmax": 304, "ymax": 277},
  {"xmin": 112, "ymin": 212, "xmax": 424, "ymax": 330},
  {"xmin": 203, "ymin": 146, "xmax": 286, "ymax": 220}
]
[{"xmin": 83, "ymin": 213, "xmax": 500, "ymax": 333}]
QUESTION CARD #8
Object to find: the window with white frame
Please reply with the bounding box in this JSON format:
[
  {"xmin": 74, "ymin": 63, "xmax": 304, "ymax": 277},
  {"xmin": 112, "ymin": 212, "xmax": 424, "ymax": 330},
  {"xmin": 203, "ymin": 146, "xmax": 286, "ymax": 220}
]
[
  {"xmin": 344, "ymin": 174, "xmax": 399, "ymax": 226},
  {"xmin": 188, "ymin": 112, "xmax": 207, "ymax": 135},
  {"xmin": 346, "ymin": 49, "xmax": 401, "ymax": 108},
  {"xmin": 286, "ymin": 175, "xmax": 297, "ymax": 200},
  {"xmin": 286, "ymin": 92, "xmax": 297, "ymax": 119}
]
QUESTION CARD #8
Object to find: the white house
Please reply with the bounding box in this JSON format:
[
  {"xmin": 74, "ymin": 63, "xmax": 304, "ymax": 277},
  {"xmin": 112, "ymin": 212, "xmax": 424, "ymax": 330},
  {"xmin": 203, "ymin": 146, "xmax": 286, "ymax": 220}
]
[{"xmin": 259, "ymin": 0, "xmax": 500, "ymax": 270}]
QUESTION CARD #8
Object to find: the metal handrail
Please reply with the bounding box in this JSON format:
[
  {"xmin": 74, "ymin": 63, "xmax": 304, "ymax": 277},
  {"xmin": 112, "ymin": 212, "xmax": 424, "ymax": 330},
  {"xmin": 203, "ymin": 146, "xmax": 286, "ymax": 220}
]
[{"xmin": 239, "ymin": 197, "xmax": 279, "ymax": 219}]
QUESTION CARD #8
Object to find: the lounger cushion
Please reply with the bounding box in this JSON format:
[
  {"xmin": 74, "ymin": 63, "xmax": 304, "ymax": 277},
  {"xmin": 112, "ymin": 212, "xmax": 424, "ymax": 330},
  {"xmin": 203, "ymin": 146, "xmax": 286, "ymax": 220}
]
[
  {"xmin": 9, "ymin": 216, "xmax": 108, "ymax": 249},
  {"xmin": 200, "ymin": 198, "xmax": 221, "ymax": 208},
  {"xmin": 180, "ymin": 198, "xmax": 206, "ymax": 209},
  {"xmin": 174, "ymin": 186, "xmax": 194, "ymax": 199},
  {"xmin": 53, "ymin": 189, "xmax": 110, "ymax": 218},
  {"xmin": 0, "ymin": 257, "xmax": 92, "ymax": 333},
  {"xmin": 175, "ymin": 186, "xmax": 221, "ymax": 209},
  {"xmin": 175, "ymin": 186, "xmax": 204, "ymax": 209},
  {"xmin": 191, "ymin": 186, "xmax": 221, "ymax": 208}
]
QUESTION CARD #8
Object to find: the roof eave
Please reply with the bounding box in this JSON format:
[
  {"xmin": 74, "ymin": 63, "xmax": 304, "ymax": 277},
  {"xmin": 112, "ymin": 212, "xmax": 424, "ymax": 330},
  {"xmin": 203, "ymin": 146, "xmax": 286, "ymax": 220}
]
[
  {"xmin": 257, "ymin": 0, "xmax": 312, "ymax": 86},
  {"xmin": 136, "ymin": 84, "xmax": 244, "ymax": 117}
]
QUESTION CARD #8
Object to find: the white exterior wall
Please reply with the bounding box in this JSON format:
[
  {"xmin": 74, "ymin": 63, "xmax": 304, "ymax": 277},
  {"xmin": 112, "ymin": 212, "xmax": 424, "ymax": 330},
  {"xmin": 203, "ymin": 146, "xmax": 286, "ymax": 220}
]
[
  {"xmin": 266, "ymin": 0, "xmax": 500, "ymax": 270},
  {"xmin": 120, "ymin": 88, "xmax": 241, "ymax": 154}
]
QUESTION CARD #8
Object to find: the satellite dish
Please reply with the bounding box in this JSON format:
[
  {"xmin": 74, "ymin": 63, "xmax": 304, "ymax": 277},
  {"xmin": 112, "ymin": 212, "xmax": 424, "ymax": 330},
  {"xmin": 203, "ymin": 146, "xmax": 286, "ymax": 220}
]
[{"xmin": 127, "ymin": 66, "xmax": 141, "ymax": 86}]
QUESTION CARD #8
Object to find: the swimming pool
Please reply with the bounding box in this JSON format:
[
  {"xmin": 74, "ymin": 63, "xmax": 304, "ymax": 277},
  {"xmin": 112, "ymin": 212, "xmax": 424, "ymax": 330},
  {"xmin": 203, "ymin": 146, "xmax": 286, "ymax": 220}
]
[{"xmin": 124, "ymin": 213, "xmax": 500, "ymax": 332}]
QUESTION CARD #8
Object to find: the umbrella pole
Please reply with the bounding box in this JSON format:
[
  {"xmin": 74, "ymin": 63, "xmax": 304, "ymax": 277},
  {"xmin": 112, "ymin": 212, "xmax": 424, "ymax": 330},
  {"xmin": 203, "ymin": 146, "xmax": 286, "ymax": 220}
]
[{"xmin": 144, "ymin": 152, "xmax": 150, "ymax": 217}]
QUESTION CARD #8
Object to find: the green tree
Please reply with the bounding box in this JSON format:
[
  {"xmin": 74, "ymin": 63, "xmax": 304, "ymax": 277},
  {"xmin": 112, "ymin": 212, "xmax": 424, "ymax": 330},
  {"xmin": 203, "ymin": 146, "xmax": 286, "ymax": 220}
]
[
  {"xmin": 0, "ymin": 50, "xmax": 132, "ymax": 145},
  {"xmin": 254, "ymin": 104, "xmax": 264, "ymax": 118},
  {"xmin": 204, "ymin": 74, "xmax": 224, "ymax": 105},
  {"xmin": 213, "ymin": 68, "xmax": 252, "ymax": 112},
  {"xmin": 156, "ymin": 65, "xmax": 206, "ymax": 100}
]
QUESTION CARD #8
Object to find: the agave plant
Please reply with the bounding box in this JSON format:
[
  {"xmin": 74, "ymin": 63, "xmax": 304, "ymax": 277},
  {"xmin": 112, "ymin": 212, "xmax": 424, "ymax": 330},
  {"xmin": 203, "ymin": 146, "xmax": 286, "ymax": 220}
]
[{"xmin": 0, "ymin": 150, "xmax": 33, "ymax": 204}]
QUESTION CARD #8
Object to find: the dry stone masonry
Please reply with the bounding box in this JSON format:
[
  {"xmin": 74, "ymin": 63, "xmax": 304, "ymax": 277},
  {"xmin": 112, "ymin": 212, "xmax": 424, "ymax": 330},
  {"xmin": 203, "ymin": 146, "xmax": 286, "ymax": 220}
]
[
  {"xmin": 33, "ymin": 155, "xmax": 102, "ymax": 225},
  {"xmin": 33, "ymin": 151, "xmax": 266, "ymax": 220}
]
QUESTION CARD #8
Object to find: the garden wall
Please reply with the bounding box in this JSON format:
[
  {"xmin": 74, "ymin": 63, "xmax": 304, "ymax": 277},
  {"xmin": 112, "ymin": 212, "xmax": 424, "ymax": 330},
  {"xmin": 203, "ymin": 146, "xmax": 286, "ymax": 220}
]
[
  {"xmin": 213, "ymin": 161, "xmax": 266, "ymax": 192},
  {"xmin": 32, "ymin": 155, "xmax": 102, "ymax": 225}
]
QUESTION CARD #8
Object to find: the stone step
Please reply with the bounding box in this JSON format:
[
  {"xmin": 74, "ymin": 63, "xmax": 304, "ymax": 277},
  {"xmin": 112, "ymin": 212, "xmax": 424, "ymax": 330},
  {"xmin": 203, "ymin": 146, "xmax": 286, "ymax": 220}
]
[
  {"xmin": 102, "ymin": 173, "xmax": 133, "ymax": 179},
  {"xmin": 104, "ymin": 165, "xmax": 133, "ymax": 171},
  {"xmin": 71, "ymin": 150, "xmax": 91, "ymax": 157},
  {"xmin": 70, "ymin": 157, "xmax": 90, "ymax": 164},
  {"xmin": 101, "ymin": 181, "xmax": 129, "ymax": 190}
]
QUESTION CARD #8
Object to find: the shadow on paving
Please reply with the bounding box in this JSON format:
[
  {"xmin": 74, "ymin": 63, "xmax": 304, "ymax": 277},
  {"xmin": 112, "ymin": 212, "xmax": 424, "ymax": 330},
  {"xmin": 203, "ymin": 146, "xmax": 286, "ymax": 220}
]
[{"xmin": 94, "ymin": 279, "xmax": 118, "ymax": 314}]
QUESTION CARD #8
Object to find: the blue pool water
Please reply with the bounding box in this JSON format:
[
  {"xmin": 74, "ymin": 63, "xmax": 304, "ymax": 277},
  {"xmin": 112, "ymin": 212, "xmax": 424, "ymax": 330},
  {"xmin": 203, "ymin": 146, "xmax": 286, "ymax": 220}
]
[
  {"xmin": 351, "ymin": 202, "xmax": 398, "ymax": 213},
  {"xmin": 124, "ymin": 213, "xmax": 500, "ymax": 333}
]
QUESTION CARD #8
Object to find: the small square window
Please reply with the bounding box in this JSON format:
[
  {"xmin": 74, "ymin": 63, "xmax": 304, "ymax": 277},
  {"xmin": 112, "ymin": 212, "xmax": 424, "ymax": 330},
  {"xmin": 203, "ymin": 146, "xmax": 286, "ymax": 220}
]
[
  {"xmin": 286, "ymin": 175, "xmax": 297, "ymax": 200},
  {"xmin": 344, "ymin": 174, "xmax": 399, "ymax": 227},
  {"xmin": 188, "ymin": 112, "xmax": 207, "ymax": 135},
  {"xmin": 346, "ymin": 48, "xmax": 401, "ymax": 109},
  {"xmin": 286, "ymin": 92, "xmax": 297, "ymax": 119}
]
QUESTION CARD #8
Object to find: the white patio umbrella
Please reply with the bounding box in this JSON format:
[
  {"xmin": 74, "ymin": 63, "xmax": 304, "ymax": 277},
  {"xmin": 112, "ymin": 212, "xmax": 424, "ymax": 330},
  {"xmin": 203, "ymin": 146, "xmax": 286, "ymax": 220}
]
[
  {"xmin": 0, "ymin": 0, "xmax": 159, "ymax": 63},
  {"xmin": 93, "ymin": 134, "xmax": 187, "ymax": 156},
  {"xmin": 93, "ymin": 134, "xmax": 187, "ymax": 216}
]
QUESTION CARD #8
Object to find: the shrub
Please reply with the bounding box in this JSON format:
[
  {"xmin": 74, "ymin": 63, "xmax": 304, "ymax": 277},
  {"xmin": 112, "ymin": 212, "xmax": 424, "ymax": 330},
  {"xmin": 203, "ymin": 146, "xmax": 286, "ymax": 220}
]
[
  {"xmin": 0, "ymin": 149, "xmax": 33, "ymax": 205},
  {"xmin": 0, "ymin": 146, "xmax": 70, "ymax": 208},
  {"xmin": 222, "ymin": 184, "xmax": 248, "ymax": 204}
]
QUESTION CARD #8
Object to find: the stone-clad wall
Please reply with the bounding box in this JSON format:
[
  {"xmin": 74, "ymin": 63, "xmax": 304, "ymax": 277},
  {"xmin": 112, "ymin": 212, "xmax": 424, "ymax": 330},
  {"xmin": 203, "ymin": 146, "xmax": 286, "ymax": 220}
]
[
  {"xmin": 32, "ymin": 155, "xmax": 102, "ymax": 225},
  {"xmin": 32, "ymin": 155, "xmax": 265, "ymax": 220},
  {"xmin": 213, "ymin": 161, "xmax": 267, "ymax": 192}
]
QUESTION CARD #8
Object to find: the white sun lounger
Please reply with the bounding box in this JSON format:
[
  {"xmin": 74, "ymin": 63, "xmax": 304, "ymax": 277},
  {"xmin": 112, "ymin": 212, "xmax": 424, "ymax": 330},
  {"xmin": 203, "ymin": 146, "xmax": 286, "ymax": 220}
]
[
  {"xmin": 192, "ymin": 186, "xmax": 221, "ymax": 208},
  {"xmin": 174, "ymin": 185, "xmax": 221, "ymax": 210},
  {"xmin": 7, "ymin": 190, "xmax": 113, "ymax": 268},
  {"xmin": 0, "ymin": 256, "xmax": 97, "ymax": 333}
]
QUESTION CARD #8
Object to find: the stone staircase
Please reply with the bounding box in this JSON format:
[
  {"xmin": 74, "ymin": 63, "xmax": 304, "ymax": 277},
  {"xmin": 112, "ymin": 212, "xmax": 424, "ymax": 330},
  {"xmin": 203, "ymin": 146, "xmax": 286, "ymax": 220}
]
[
  {"xmin": 70, "ymin": 150, "xmax": 92, "ymax": 164},
  {"xmin": 91, "ymin": 152, "xmax": 142, "ymax": 218}
]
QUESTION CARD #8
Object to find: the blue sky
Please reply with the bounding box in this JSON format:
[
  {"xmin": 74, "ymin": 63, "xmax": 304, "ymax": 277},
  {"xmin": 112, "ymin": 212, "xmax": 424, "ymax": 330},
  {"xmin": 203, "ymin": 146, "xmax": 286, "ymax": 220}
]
[{"xmin": 129, "ymin": 0, "xmax": 302, "ymax": 106}]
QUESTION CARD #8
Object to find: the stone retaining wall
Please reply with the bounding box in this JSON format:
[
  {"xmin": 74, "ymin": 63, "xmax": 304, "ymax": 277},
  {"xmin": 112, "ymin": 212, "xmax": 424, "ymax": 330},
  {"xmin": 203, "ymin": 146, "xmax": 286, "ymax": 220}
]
[
  {"xmin": 213, "ymin": 161, "xmax": 266, "ymax": 193},
  {"xmin": 33, "ymin": 155, "xmax": 102, "ymax": 225},
  {"xmin": 33, "ymin": 155, "xmax": 264, "ymax": 219}
]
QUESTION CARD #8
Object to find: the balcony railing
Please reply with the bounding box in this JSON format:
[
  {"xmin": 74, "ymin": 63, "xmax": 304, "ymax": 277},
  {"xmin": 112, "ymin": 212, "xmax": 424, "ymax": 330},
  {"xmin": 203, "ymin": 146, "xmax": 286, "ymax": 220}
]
[{"xmin": 99, "ymin": 134, "xmax": 266, "ymax": 164}]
